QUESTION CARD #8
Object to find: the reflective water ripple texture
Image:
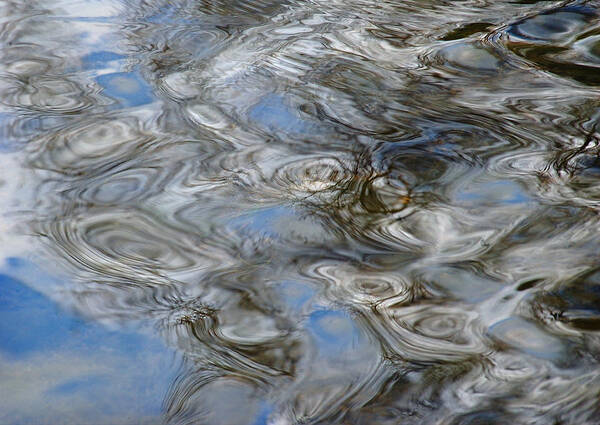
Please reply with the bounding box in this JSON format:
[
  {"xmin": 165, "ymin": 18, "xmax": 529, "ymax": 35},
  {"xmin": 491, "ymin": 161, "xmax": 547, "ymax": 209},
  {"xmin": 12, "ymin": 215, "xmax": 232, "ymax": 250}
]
[{"xmin": 3, "ymin": 0, "xmax": 600, "ymax": 423}]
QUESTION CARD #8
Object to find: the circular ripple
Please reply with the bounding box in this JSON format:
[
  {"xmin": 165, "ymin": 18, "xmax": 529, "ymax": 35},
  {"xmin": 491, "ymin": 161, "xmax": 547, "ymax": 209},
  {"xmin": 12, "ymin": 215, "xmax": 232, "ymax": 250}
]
[
  {"xmin": 221, "ymin": 148, "xmax": 373, "ymax": 206},
  {"xmin": 40, "ymin": 207, "xmax": 200, "ymax": 277},
  {"xmin": 79, "ymin": 166, "xmax": 165, "ymax": 204},
  {"xmin": 28, "ymin": 117, "xmax": 151, "ymax": 176},
  {"xmin": 218, "ymin": 307, "xmax": 287, "ymax": 345},
  {"xmin": 413, "ymin": 312, "xmax": 466, "ymax": 340},
  {"xmin": 3, "ymin": 76, "xmax": 97, "ymax": 113},
  {"xmin": 160, "ymin": 71, "xmax": 203, "ymax": 100},
  {"xmin": 507, "ymin": 7, "xmax": 595, "ymax": 43},
  {"xmin": 486, "ymin": 351, "xmax": 545, "ymax": 383},
  {"xmin": 487, "ymin": 316, "xmax": 565, "ymax": 361},
  {"xmin": 277, "ymin": 156, "xmax": 353, "ymax": 192},
  {"xmin": 376, "ymin": 304, "xmax": 487, "ymax": 363},
  {"xmin": 432, "ymin": 42, "xmax": 503, "ymax": 74},
  {"xmin": 311, "ymin": 262, "xmax": 411, "ymax": 307},
  {"xmin": 4, "ymin": 58, "xmax": 51, "ymax": 77}
]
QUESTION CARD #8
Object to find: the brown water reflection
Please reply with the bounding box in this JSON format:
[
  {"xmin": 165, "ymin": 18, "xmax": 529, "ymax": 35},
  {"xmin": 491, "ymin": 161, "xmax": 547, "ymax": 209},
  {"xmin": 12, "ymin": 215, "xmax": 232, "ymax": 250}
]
[{"xmin": 3, "ymin": 0, "xmax": 600, "ymax": 423}]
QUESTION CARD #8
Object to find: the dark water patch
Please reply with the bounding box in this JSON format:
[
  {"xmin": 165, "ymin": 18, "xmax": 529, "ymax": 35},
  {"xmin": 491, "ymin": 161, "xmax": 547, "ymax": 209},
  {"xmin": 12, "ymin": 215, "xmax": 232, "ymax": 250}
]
[
  {"xmin": 503, "ymin": 3, "xmax": 600, "ymax": 85},
  {"xmin": 441, "ymin": 23, "xmax": 495, "ymax": 41}
]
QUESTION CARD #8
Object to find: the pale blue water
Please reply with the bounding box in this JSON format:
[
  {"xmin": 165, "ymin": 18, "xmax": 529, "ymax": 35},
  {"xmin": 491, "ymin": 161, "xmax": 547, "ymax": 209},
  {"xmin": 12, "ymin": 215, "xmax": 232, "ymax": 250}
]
[{"xmin": 0, "ymin": 260, "xmax": 179, "ymax": 425}]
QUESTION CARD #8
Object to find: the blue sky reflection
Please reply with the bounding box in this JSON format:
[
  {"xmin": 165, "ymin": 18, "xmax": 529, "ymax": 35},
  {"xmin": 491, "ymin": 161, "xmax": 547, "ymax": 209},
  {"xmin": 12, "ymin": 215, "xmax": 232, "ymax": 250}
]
[{"xmin": 0, "ymin": 264, "xmax": 179, "ymax": 425}]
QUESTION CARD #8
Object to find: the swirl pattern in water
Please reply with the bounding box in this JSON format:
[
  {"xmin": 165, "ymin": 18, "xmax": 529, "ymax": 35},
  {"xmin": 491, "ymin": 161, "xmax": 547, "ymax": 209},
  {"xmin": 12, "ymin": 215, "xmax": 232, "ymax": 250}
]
[{"xmin": 3, "ymin": 0, "xmax": 600, "ymax": 423}]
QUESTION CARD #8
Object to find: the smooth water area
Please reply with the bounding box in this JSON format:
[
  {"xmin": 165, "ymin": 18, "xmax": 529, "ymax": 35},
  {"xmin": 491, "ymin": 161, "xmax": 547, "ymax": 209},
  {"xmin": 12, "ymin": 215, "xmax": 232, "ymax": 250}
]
[{"xmin": 2, "ymin": 0, "xmax": 600, "ymax": 423}]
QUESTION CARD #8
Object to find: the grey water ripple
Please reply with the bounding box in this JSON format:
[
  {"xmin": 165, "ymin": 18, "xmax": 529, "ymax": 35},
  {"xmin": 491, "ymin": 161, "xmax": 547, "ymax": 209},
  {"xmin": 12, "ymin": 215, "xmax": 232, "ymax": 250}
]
[{"xmin": 4, "ymin": 0, "xmax": 600, "ymax": 424}]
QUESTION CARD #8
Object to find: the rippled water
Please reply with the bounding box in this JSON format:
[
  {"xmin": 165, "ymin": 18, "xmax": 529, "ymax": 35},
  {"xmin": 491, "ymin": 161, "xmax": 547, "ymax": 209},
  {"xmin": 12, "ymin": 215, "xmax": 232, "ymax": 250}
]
[{"xmin": 3, "ymin": 0, "xmax": 600, "ymax": 423}]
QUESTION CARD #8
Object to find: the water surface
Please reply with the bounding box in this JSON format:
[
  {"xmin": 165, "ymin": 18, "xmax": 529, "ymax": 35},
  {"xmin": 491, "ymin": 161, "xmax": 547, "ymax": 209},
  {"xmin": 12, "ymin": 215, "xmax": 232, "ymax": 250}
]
[{"xmin": 2, "ymin": 0, "xmax": 600, "ymax": 423}]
